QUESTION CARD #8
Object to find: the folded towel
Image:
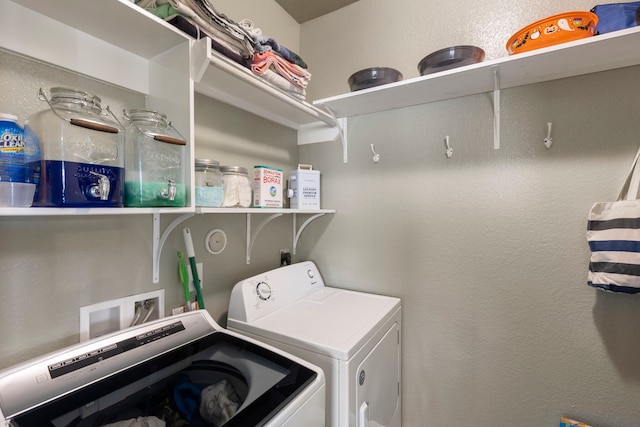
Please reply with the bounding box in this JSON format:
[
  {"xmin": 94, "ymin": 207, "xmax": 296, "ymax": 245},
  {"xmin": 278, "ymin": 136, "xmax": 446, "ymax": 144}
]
[
  {"xmin": 167, "ymin": 0, "xmax": 256, "ymax": 56},
  {"xmin": 238, "ymin": 19, "xmax": 308, "ymax": 68},
  {"xmin": 166, "ymin": 15, "xmax": 251, "ymax": 67},
  {"xmin": 257, "ymin": 36, "xmax": 308, "ymax": 69},
  {"xmin": 251, "ymin": 51, "xmax": 311, "ymax": 89},
  {"xmin": 258, "ymin": 69, "xmax": 307, "ymax": 100}
]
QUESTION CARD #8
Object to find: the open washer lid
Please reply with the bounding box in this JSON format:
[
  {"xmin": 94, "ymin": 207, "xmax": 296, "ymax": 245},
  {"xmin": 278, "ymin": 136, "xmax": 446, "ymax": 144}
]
[
  {"xmin": 227, "ymin": 262, "xmax": 401, "ymax": 361},
  {"xmin": 0, "ymin": 310, "xmax": 322, "ymax": 426}
]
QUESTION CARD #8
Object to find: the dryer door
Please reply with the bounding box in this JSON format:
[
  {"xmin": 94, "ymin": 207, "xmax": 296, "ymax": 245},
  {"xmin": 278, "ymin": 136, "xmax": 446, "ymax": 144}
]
[{"xmin": 355, "ymin": 321, "xmax": 401, "ymax": 427}]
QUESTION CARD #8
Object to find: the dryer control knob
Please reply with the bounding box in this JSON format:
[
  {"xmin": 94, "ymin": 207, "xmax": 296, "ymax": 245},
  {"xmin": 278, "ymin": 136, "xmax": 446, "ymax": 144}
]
[{"xmin": 256, "ymin": 282, "xmax": 272, "ymax": 301}]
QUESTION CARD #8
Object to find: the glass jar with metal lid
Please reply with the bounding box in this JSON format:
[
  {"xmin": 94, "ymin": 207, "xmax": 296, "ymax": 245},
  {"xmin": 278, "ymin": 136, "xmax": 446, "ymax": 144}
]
[
  {"xmin": 27, "ymin": 87, "xmax": 124, "ymax": 207},
  {"xmin": 122, "ymin": 109, "xmax": 187, "ymax": 207},
  {"xmin": 195, "ymin": 159, "xmax": 223, "ymax": 207},
  {"xmin": 221, "ymin": 166, "xmax": 252, "ymax": 208}
]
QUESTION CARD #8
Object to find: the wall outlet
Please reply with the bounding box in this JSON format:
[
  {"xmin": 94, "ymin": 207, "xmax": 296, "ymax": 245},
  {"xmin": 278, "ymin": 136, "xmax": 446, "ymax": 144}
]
[
  {"xmin": 280, "ymin": 249, "xmax": 292, "ymax": 266},
  {"xmin": 79, "ymin": 290, "xmax": 165, "ymax": 342},
  {"xmin": 187, "ymin": 262, "xmax": 204, "ymax": 293}
]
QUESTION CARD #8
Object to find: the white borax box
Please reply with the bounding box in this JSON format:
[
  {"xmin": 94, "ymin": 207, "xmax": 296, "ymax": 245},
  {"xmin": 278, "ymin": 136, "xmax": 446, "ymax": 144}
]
[{"xmin": 253, "ymin": 166, "xmax": 283, "ymax": 208}]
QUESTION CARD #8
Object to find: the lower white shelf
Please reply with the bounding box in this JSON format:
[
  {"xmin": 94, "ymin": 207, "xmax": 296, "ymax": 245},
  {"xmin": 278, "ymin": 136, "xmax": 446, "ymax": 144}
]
[
  {"xmin": 0, "ymin": 207, "xmax": 195, "ymax": 216},
  {"xmin": 152, "ymin": 208, "xmax": 335, "ymax": 282},
  {"xmin": 0, "ymin": 207, "xmax": 335, "ymax": 216},
  {"xmin": 197, "ymin": 207, "xmax": 336, "ymax": 214},
  {"xmin": 0, "ymin": 205, "xmax": 334, "ymax": 283}
]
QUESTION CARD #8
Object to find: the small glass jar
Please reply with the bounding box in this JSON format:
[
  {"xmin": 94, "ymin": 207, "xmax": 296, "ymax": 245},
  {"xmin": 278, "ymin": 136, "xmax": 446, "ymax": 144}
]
[
  {"xmin": 221, "ymin": 166, "xmax": 252, "ymax": 208},
  {"xmin": 195, "ymin": 159, "xmax": 223, "ymax": 207}
]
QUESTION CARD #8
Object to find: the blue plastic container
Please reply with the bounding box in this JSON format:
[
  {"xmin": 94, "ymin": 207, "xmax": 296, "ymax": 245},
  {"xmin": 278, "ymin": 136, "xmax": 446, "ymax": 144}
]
[
  {"xmin": 0, "ymin": 113, "xmax": 26, "ymax": 183},
  {"xmin": 592, "ymin": 2, "xmax": 640, "ymax": 34},
  {"xmin": 0, "ymin": 113, "xmax": 40, "ymax": 207}
]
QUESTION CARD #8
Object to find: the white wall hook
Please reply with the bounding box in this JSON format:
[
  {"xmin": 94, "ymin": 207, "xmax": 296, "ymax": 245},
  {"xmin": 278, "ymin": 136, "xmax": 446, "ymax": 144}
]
[
  {"xmin": 444, "ymin": 135, "xmax": 453, "ymax": 158},
  {"xmin": 544, "ymin": 122, "xmax": 553, "ymax": 149},
  {"xmin": 370, "ymin": 144, "xmax": 380, "ymax": 163}
]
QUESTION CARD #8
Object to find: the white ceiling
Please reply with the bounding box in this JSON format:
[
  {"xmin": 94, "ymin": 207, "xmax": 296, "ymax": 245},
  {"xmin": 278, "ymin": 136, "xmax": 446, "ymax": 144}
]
[{"xmin": 274, "ymin": 0, "xmax": 359, "ymax": 23}]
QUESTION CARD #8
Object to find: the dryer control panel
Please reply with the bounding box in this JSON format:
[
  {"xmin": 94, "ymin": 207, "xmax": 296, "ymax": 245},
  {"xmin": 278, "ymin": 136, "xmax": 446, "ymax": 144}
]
[{"xmin": 228, "ymin": 261, "xmax": 325, "ymax": 323}]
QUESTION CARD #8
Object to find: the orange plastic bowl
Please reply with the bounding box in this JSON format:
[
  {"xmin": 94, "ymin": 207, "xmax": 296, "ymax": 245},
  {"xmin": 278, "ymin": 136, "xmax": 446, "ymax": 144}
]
[{"xmin": 506, "ymin": 11, "xmax": 598, "ymax": 55}]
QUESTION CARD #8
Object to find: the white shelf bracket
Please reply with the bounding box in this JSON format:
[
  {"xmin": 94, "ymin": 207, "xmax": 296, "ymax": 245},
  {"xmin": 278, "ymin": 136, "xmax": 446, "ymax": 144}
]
[
  {"xmin": 191, "ymin": 37, "xmax": 210, "ymax": 83},
  {"xmin": 298, "ymin": 118, "xmax": 348, "ymax": 157},
  {"xmin": 246, "ymin": 212, "xmax": 284, "ymax": 264},
  {"xmin": 338, "ymin": 117, "xmax": 348, "ymax": 163},
  {"xmin": 493, "ymin": 67, "xmax": 501, "ymax": 150},
  {"xmin": 152, "ymin": 212, "xmax": 195, "ymax": 284},
  {"xmin": 292, "ymin": 213, "xmax": 326, "ymax": 255},
  {"xmin": 307, "ymin": 104, "xmax": 348, "ymax": 163}
]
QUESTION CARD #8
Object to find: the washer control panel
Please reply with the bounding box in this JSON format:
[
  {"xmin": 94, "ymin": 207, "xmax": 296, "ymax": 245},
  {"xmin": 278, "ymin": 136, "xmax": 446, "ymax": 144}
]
[
  {"xmin": 255, "ymin": 281, "xmax": 272, "ymax": 300},
  {"xmin": 228, "ymin": 261, "xmax": 324, "ymax": 323}
]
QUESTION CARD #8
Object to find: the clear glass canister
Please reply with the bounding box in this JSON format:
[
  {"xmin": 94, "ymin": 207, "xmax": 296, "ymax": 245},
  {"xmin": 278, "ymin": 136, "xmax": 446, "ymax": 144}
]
[
  {"xmin": 27, "ymin": 87, "xmax": 124, "ymax": 207},
  {"xmin": 123, "ymin": 109, "xmax": 187, "ymax": 207},
  {"xmin": 221, "ymin": 166, "xmax": 252, "ymax": 208},
  {"xmin": 195, "ymin": 159, "xmax": 223, "ymax": 207}
]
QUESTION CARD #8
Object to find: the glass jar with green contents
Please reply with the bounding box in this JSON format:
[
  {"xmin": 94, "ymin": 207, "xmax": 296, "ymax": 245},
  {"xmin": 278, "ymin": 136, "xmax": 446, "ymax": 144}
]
[{"xmin": 122, "ymin": 109, "xmax": 187, "ymax": 207}]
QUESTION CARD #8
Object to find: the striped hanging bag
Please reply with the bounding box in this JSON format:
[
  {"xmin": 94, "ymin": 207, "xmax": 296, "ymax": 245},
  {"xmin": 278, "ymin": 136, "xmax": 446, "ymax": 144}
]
[{"xmin": 587, "ymin": 146, "xmax": 640, "ymax": 293}]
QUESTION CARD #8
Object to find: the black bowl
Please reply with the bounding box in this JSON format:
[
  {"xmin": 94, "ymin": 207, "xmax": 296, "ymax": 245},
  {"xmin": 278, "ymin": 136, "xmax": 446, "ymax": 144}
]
[
  {"xmin": 348, "ymin": 67, "xmax": 403, "ymax": 91},
  {"xmin": 418, "ymin": 45, "xmax": 485, "ymax": 76}
]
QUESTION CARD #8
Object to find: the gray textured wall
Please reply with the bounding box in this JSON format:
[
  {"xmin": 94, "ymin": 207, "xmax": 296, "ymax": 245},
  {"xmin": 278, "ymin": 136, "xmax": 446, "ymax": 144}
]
[
  {"xmin": 298, "ymin": 0, "xmax": 640, "ymax": 424},
  {"xmin": 2, "ymin": 1, "xmax": 640, "ymax": 426}
]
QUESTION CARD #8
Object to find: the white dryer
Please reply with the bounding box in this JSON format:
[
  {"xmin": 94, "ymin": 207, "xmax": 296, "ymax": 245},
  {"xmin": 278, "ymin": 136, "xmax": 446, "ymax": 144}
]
[
  {"xmin": 0, "ymin": 310, "xmax": 325, "ymax": 426},
  {"xmin": 228, "ymin": 261, "xmax": 401, "ymax": 427}
]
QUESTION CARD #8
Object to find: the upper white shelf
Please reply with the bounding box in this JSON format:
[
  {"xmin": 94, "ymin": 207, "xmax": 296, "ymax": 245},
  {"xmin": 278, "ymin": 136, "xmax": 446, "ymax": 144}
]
[
  {"xmin": 9, "ymin": 0, "xmax": 187, "ymax": 60},
  {"xmin": 4, "ymin": 0, "xmax": 189, "ymax": 94},
  {"xmin": 8, "ymin": 0, "xmax": 338, "ymax": 132},
  {"xmin": 6, "ymin": 0, "xmax": 339, "ymax": 142},
  {"xmin": 314, "ymin": 26, "xmax": 640, "ymax": 118},
  {"xmin": 191, "ymin": 37, "xmax": 336, "ymax": 130}
]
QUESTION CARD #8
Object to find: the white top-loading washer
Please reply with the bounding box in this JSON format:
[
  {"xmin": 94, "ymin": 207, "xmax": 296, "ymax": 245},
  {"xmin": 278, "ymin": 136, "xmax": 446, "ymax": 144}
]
[
  {"xmin": 0, "ymin": 310, "xmax": 325, "ymax": 427},
  {"xmin": 227, "ymin": 261, "xmax": 401, "ymax": 427}
]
